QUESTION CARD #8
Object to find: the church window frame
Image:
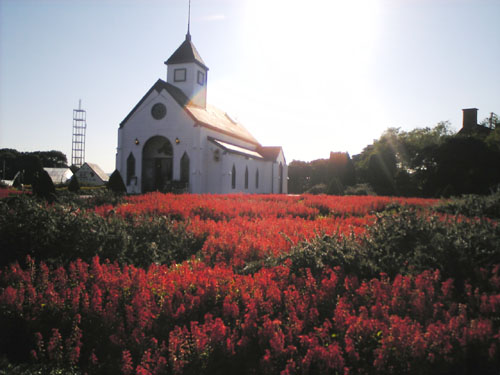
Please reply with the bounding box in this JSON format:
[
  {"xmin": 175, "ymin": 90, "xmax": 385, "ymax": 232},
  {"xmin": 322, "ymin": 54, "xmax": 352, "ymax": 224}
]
[
  {"xmin": 231, "ymin": 164, "xmax": 236, "ymax": 189},
  {"xmin": 151, "ymin": 103, "xmax": 167, "ymax": 120},
  {"xmin": 244, "ymin": 166, "xmax": 249, "ymax": 189},
  {"xmin": 255, "ymin": 169, "xmax": 259, "ymax": 189},
  {"xmin": 174, "ymin": 68, "xmax": 187, "ymax": 82},
  {"xmin": 126, "ymin": 152, "xmax": 136, "ymax": 185},
  {"xmin": 197, "ymin": 71, "xmax": 205, "ymax": 86}
]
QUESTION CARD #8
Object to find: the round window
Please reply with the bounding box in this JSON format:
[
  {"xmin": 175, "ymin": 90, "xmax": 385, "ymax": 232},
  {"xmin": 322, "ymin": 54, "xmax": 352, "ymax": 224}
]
[{"xmin": 151, "ymin": 103, "xmax": 166, "ymax": 120}]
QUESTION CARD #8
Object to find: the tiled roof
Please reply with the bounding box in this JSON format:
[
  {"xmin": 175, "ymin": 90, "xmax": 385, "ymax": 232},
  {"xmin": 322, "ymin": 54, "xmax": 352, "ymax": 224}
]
[
  {"xmin": 258, "ymin": 146, "xmax": 284, "ymax": 162},
  {"xmin": 120, "ymin": 79, "xmax": 261, "ymax": 146},
  {"xmin": 186, "ymin": 104, "xmax": 260, "ymax": 146},
  {"xmin": 85, "ymin": 163, "xmax": 109, "ymax": 182}
]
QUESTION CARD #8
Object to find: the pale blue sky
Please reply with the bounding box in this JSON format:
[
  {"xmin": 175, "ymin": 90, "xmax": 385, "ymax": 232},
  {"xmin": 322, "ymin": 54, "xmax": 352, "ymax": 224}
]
[{"xmin": 1, "ymin": 0, "xmax": 499, "ymax": 172}]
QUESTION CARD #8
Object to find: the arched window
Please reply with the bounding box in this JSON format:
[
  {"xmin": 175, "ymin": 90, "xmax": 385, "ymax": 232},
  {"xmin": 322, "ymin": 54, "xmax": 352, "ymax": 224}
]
[
  {"xmin": 180, "ymin": 152, "xmax": 190, "ymax": 184},
  {"xmin": 231, "ymin": 164, "xmax": 236, "ymax": 189},
  {"xmin": 244, "ymin": 166, "xmax": 249, "ymax": 189},
  {"xmin": 255, "ymin": 169, "xmax": 259, "ymax": 189},
  {"xmin": 126, "ymin": 153, "xmax": 135, "ymax": 185}
]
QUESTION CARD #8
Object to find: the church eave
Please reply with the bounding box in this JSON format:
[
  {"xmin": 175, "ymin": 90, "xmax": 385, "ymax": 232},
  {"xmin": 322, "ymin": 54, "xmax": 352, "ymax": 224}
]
[
  {"xmin": 208, "ymin": 137, "xmax": 263, "ymax": 160},
  {"xmin": 119, "ymin": 79, "xmax": 261, "ymax": 147},
  {"xmin": 119, "ymin": 80, "xmax": 167, "ymax": 128},
  {"xmin": 164, "ymin": 59, "xmax": 209, "ymax": 71},
  {"xmin": 119, "ymin": 80, "xmax": 190, "ymax": 128},
  {"xmin": 197, "ymin": 122, "xmax": 261, "ymax": 148}
]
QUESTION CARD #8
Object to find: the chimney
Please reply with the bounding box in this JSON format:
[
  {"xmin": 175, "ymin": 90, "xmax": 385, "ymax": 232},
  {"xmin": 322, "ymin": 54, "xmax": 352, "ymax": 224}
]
[{"xmin": 462, "ymin": 108, "xmax": 478, "ymax": 130}]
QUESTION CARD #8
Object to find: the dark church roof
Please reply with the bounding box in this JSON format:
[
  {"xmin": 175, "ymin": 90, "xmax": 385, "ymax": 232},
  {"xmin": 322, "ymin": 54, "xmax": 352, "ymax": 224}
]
[{"xmin": 164, "ymin": 34, "xmax": 208, "ymax": 70}]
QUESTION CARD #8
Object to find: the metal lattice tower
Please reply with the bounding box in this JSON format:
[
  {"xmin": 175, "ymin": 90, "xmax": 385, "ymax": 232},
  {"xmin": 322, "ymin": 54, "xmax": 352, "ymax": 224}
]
[{"xmin": 71, "ymin": 99, "xmax": 87, "ymax": 167}]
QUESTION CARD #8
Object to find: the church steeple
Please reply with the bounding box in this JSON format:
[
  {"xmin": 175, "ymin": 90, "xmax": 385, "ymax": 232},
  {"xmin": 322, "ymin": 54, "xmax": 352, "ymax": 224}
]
[
  {"xmin": 186, "ymin": 0, "xmax": 191, "ymax": 40},
  {"xmin": 164, "ymin": 1, "xmax": 208, "ymax": 108}
]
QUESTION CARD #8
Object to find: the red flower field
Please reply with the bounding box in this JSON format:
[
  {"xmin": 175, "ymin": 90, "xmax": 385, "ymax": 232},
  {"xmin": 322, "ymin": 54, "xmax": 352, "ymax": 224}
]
[{"xmin": 1, "ymin": 193, "xmax": 499, "ymax": 374}]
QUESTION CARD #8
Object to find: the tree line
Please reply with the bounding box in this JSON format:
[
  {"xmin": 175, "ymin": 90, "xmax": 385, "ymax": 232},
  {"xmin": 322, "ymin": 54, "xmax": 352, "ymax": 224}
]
[
  {"xmin": 289, "ymin": 118, "xmax": 500, "ymax": 197},
  {"xmin": 0, "ymin": 149, "xmax": 68, "ymax": 185}
]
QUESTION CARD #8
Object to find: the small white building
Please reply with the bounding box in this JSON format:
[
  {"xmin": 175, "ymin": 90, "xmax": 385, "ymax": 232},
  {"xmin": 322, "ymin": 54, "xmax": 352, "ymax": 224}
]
[
  {"xmin": 74, "ymin": 162, "xmax": 109, "ymax": 186},
  {"xmin": 115, "ymin": 31, "xmax": 287, "ymax": 194},
  {"xmin": 44, "ymin": 168, "xmax": 73, "ymax": 185}
]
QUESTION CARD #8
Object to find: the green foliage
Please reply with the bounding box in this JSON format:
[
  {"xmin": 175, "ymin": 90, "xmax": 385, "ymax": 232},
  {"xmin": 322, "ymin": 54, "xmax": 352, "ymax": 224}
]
[
  {"xmin": 0, "ymin": 195, "xmax": 205, "ymax": 268},
  {"xmin": 31, "ymin": 169, "xmax": 56, "ymax": 202},
  {"xmin": 0, "ymin": 149, "xmax": 67, "ymax": 182},
  {"xmin": 305, "ymin": 183, "xmax": 327, "ymax": 195},
  {"xmin": 0, "ymin": 357, "xmax": 82, "ymax": 375},
  {"xmin": 67, "ymin": 175, "xmax": 80, "ymax": 193},
  {"xmin": 327, "ymin": 177, "xmax": 344, "ymax": 195},
  {"xmin": 288, "ymin": 152, "xmax": 355, "ymax": 194},
  {"xmin": 106, "ymin": 170, "xmax": 126, "ymax": 194},
  {"xmin": 30, "ymin": 151, "xmax": 68, "ymax": 168},
  {"xmin": 485, "ymin": 126, "xmax": 500, "ymax": 151},
  {"xmin": 69, "ymin": 165, "xmax": 79, "ymax": 174},
  {"xmin": 421, "ymin": 136, "xmax": 500, "ymax": 197},
  {"xmin": 350, "ymin": 121, "xmax": 500, "ymax": 197},
  {"xmin": 435, "ymin": 188, "xmax": 500, "ymax": 219},
  {"xmin": 344, "ymin": 183, "xmax": 376, "ymax": 196},
  {"xmin": 353, "ymin": 129, "xmax": 399, "ymax": 196},
  {"xmin": 258, "ymin": 206, "xmax": 500, "ymax": 289}
]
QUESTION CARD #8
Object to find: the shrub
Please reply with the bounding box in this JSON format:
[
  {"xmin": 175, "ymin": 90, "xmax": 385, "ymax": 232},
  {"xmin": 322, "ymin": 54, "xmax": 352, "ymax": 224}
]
[
  {"xmin": 344, "ymin": 183, "xmax": 376, "ymax": 196},
  {"xmin": 327, "ymin": 177, "xmax": 344, "ymax": 195},
  {"xmin": 272, "ymin": 206, "xmax": 500, "ymax": 288},
  {"xmin": 0, "ymin": 195, "xmax": 205, "ymax": 268},
  {"xmin": 107, "ymin": 170, "xmax": 126, "ymax": 194},
  {"xmin": 31, "ymin": 169, "xmax": 56, "ymax": 202},
  {"xmin": 305, "ymin": 183, "xmax": 327, "ymax": 195},
  {"xmin": 435, "ymin": 188, "xmax": 500, "ymax": 219},
  {"xmin": 68, "ymin": 175, "xmax": 80, "ymax": 193}
]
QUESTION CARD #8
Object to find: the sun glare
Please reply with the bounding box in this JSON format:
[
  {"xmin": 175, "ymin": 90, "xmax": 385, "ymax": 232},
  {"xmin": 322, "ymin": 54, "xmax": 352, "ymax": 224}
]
[
  {"xmin": 243, "ymin": 0, "xmax": 379, "ymax": 75},
  {"xmin": 238, "ymin": 0, "xmax": 383, "ymax": 161}
]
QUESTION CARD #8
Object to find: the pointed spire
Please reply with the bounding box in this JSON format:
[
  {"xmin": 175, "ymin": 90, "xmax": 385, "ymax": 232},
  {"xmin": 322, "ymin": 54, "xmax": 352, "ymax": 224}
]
[{"xmin": 186, "ymin": 0, "xmax": 191, "ymax": 41}]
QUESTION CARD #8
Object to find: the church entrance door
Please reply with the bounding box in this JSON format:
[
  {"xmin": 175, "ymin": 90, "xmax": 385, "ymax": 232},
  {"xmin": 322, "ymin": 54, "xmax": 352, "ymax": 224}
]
[{"xmin": 142, "ymin": 136, "xmax": 173, "ymax": 192}]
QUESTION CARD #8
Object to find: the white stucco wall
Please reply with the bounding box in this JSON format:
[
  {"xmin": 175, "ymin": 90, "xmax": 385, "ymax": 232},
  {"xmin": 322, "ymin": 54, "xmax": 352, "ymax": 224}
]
[
  {"xmin": 117, "ymin": 88, "xmax": 201, "ymax": 194},
  {"xmin": 117, "ymin": 85, "xmax": 288, "ymax": 195},
  {"xmin": 167, "ymin": 63, "xmax": 207, "ymax": 108},
  {"xmin": 75, "ymin": 164, "xmax": 106, "ymax": 186}
]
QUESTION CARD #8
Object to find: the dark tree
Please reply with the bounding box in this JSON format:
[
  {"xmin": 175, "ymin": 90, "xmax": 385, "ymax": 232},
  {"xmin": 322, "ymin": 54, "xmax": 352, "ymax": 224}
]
[
  {"xmin": 353, "ymin": 124, "xmax": 453, "ymax": 197},
  {"xmin": 107, "ymin": 170, "xmax": 127, "ymax": 194},
  {"xmin": 32, "ymin": 169, "xmax": 56, "ymax": 202},
  {"xmin": 0, "ymin": 149, "xmax": 20, "ymax": 180},
  {"xmin": 421, "ymin": 136, "xmax": 500, "ymax": 197},
  {"xmin": 288, "ymin": 160, "xmax": 312, "ymax": 194},
  {"xmin": 328, "ymin": 152, "xmax": 356, "ymax": 187},
  {"xmin": 19, "ymin": 154, "xmax": 43, "ymax": 185},
  {"xmin": 288, "ymin": 152, "xmax": 356, "ymax": 194},
  {"xmin": 0, "ymin": 149, "xmax": 68, "ymax": 183},
  {"xmin": 69, "ymin": 164, "xmax": 80, "ymax": 174},
  {"xmin": 353, "ymin": 131, "xmax": 399, "ymax": 196},
  {"xmin": 68, "ymin": 175, "xmax": 80, "ymax": 193},
  {"xmin": 32, "ymin": 150, "xmax": 68, "ymax": 168}
]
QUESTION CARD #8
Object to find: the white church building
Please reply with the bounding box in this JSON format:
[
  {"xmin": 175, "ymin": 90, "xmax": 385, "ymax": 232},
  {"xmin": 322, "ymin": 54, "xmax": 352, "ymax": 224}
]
[{"xmin": 115, "ymin": 30, "xmax": 287, "ymax": 194}]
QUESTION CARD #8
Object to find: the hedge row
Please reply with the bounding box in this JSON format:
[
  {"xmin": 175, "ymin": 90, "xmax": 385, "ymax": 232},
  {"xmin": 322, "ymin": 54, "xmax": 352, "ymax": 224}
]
[{"xmin": 0, "ymin": 196, "xmax": 205, "ymax": 269}]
